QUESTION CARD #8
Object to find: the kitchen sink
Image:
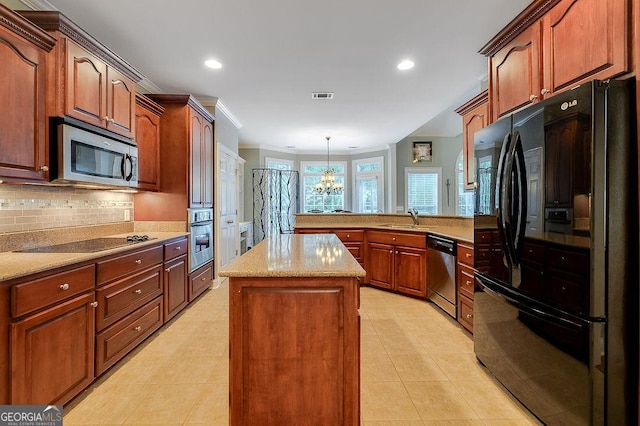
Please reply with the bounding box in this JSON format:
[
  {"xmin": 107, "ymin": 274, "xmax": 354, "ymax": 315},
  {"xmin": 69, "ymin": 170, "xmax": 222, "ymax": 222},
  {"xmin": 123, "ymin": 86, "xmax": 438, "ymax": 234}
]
[{"xmin": 380, "ymin": 224, "xmax": 431, "ymax": 230}]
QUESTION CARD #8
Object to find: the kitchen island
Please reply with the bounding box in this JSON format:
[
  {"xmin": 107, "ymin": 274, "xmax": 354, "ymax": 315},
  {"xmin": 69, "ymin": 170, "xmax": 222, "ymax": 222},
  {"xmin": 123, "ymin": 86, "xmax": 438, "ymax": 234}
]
[{"xmin": 219, "ymin": 233, "xmax": 365, "ymax": 426}]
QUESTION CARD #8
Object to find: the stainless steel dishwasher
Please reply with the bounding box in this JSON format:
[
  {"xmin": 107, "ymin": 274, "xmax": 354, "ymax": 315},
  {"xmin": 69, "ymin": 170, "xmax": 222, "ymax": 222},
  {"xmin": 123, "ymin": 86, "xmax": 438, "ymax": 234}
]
[{"xmin": 426, "ymin": 235, "xmax": 457, "ymax": 318}]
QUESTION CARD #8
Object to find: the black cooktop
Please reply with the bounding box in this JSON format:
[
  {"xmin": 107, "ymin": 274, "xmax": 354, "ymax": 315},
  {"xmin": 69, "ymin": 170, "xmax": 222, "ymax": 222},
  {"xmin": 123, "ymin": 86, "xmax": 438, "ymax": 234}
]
[{"xmin": 18, "ymin": 236, "xmax": 157, "ymax": 253}]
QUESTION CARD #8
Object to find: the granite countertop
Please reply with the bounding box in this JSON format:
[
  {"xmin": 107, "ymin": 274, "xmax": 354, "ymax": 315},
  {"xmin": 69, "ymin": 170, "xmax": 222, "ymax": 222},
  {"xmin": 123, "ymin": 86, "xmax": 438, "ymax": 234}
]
[
  {"xmin": 295, "ymin": 223, "xmax": 474, "ymax": 244},
  {"xmin": 0, "ymin": 231, "xmax": 189, "ymax": 283},
  {"xmin": 219, "ymin": 234, "xmax": 366, "ymax": 278}
]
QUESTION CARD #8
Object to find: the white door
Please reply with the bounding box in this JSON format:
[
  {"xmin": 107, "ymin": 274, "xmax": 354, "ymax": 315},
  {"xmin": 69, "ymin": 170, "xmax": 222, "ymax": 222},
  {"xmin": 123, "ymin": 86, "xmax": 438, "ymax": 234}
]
[
  {"xmin": 524, "ymin": 147, "xmax": 543, "ymax": 234},
  {"xmin": 218, "ymin": 147, "xmax": 238, "ymax": 271}
]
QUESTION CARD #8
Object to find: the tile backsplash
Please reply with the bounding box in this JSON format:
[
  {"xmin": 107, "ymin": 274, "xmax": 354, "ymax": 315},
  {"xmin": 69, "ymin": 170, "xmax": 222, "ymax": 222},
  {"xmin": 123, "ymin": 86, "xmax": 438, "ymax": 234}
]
[{"xmin": 0, "ymin": 184, "xmax": 133, "ymax": 234}]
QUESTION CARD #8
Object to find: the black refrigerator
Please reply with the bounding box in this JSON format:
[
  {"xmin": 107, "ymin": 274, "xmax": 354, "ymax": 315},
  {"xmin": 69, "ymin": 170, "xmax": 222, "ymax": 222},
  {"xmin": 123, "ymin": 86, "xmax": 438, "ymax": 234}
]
[{"xmin": 472, "ymin": 79, "xmax": 638, "ymax": 425}]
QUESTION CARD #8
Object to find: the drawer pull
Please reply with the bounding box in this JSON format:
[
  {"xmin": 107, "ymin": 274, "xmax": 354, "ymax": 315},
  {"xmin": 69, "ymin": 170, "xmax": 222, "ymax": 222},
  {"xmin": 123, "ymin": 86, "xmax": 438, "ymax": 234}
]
[
  {"xmin": 201, "ymin": 277, "xmax": 207, "ymax": 281},
  {"xmin": 134, "ymin": 326, "xmax": 142, "ymax": 332},
  {"xmin": 174, "ymin": 246, "xmax": 182, "ymax": 250},
  {"xmin": 465, "ymin": 280, "xmax": 472, "ymax": 286},
  {"xmin": 165, "ymin": 268, "xmax": 171, "ymax": 273},
  {"xmin": 466, "ymin": 313, "xmax": 473, "ymax": 320},
  {"xmin": 392, "ymin": 237, "xmax": 396, "ymax": 241},
  {"xmin": 135, "ymin": 259, "xmax": 142, "ymax": 265},
  {"xmin": 346, "ymin": 234, "xmax": 350, "ymax": 238},
  {"xmin": 90, "ymin": 301, "xmax": 98, "ymax": 308},
  {"xmin": 134, "ymin": 289, "xmax": 143, "ymax": 295},
  {"xmin": 466, "ymin": 253, "xmax": 472, "ymax": 258},
  {"xmin": 59, "ymin": 283, "xmax": 70, "ymax": 291}
]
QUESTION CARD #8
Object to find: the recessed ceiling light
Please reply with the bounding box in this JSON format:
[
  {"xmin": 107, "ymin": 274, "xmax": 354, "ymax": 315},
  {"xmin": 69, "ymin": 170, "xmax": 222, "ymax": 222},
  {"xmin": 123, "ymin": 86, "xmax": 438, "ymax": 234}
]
[
  {"xmin": 204, "ymin": 59, "xmax": 222, "ymax": 69},
  {"xmin": 397, "ymin": 60, "xmax": 414, "ymax": 71}
]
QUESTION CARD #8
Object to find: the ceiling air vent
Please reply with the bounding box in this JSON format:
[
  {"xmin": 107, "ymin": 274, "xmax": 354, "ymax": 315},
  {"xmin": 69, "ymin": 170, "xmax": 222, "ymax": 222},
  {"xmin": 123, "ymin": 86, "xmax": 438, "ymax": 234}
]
[{"xmin": 312, "ymin": 92, "xmax": 334, "ymax": 100}]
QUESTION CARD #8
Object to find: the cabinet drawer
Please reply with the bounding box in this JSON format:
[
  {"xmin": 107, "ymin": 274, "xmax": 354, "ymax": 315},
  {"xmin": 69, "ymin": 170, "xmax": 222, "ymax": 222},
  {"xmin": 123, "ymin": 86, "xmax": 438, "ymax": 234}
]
[
  {"xmin": 457, "ymin": 244, "xmax": 474, "ymax": 266},
  {"xmin": 96, "ymin": 265, "xmax": 163, "ymax": 331},
  {"xmin": 164, "ymin": 238, "xmax": 188, "ymax": 261},
  {"xmin": 474, "ymin": 230, "xmax": 493, "ymax": 244},
  {"xmin": 343, "ymin": 242, "xmax": 364, "ymax": 263},
  {"xmin": 458, "ymin": 295, "xmax": 474, "ymax": 333},
  {"xmin": 97, "ymin": 245, "xmax": 163, "ymax": 286},
  {"xmin": 333, "ymin": 230, "xmax": 364, "ymax": 242},
  {"xmin": 367, "ymin": 230, "xmax": 426, "ymax": 248},
  {"xmin": 189, "ymin": 261, "xmax": 213, "ymax": 302},
  {"xmin": 11, "ymin": 265, "xmax": 96, "ymax": 318},
  {"xmin": 457, "ymin": 264, "xmax": 475, "ymax": 300},
  {"xmin": 95, "ymin": 296, "xmax": 163, "ymax": 376},
  {"xmin": 547, "ymin": 247, "xmax": 589, "ymax": 272},
  {"xmin": 522, "ymin": 241, "xmax": 546, "ymax": 264}
]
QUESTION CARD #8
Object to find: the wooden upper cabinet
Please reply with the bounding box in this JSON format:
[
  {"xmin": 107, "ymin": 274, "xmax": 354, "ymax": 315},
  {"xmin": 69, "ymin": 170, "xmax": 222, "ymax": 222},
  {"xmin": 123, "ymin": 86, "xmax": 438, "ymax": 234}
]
[
  {"xmin": 488, "ymin": 21, "xmax": 542, "ymax": 121},
  {"xmin": 189, "ymin": 107, "xmax": 214, "ymax": 208},
  {"xmin": 481, "ymin": 0, "xmax": 629, "ymax": 119},
  {"xmin": 135, "ymin": 94, "xmax": 164, "ymax": 191},
  {"xmin": 542, "ymin": 0, "xmax": 628, "ymax": 96},
  {"xmin": 0, "ymin": 5, "xmax": 55, "ymax": 183},
  {"xmin": 455, "ymin": 90, "xmax": 489, "ymax": 190},
  {"xmin": 18, "ymin": 11, "xmax": 143, "ymax": 140}
]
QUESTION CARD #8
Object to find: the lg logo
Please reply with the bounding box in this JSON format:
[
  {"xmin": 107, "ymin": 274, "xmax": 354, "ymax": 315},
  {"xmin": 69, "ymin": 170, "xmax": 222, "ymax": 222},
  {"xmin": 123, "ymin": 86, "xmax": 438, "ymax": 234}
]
[{"xmin": 561, "ymin": 100, "xmax": 578, "ymax": 110}]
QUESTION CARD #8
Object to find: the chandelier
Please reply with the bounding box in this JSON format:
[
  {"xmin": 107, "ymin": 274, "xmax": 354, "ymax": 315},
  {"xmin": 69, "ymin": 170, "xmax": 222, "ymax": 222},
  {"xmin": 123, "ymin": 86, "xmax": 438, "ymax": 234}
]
[{"xmin": 313, "ymin": 136, "xmax": 343, "ymax": 195}]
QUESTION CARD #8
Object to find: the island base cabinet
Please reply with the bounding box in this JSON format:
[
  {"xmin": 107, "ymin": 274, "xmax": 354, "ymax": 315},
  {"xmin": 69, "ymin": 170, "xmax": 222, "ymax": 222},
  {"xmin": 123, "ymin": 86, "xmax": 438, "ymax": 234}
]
[
  {"xmin": 229, "ymin": 276, "xmax": 360, "ymax": 425},
  {"xmin": 10, "ymin": 292, "xmax": 95, "ymax": 405}
]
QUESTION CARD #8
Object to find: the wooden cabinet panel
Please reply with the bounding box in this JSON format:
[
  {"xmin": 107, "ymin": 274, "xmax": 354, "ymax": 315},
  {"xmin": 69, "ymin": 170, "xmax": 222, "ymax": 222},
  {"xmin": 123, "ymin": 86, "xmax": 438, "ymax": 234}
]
[
  {"xmin": 0, "ymin": 7, "xmax": 54, "ymax": 183},
  {"xmin": 367, "ymin": 230, "xmax": 426, "ymax": 248},
  {"xmin": 164, "ymin": 254, "xmax": 188, "ymax": 322},
  {"xmin": 11, "ymin": 264, "xmax": 95, "ymax": 318},
  {"xmin": 135, "ymin": 94, "xmax": 163, "ymax": 191},
  {"xmin": 96, "ymin": 245, "xmax": 163, "ymax": 286},
  {"xmin": 189, "ymin": 261, "xmax": 213, "ymax": 302},
  {"xmin": 367, "ymin": 242, "xmax": 394, "ymax": 290},
  {"xmin": 95, "ymin": 265, "xmax": 162, "ymax": 331},
  {"xmin": 230, "ymin": 276, "xmax": 359, "ymax": 425},
  {"xmin": 455, "ymin": 91, "xmax": 489, "ymax": 190},
  {"xmin": 490, "ymin": 22, "xmax": 542, "ymax": 121},
  {"xmin": 457, "ymin": 243, "xmax": 474, "ymax": 266},
  {"xmin": 457, "ymin": 264, "xmax": 475, "ymax": 300},
  {"xmin": 190, "ymin": 110, "xmax": 204, "ymax": 207},
  {"xmin": 395, "ymin": 246, "xmax": 427, "ymax": 297},
  {"xmin": 164, "ymin": 237, "xmax": 188, "ymax": 261},
  {"xmin": 458, "ymin": 295, "xmax": 474, "ymax": 333},
  {"xmin": 542, "ymin": 0, "xmax": 628, "ymax": 96},
  {"xmin": 202, "ymin": 121, "xmax": 214, "ymax": 207},
  {"xmin": 333, "ymin": 230, "xmax": 365, "ymax": 242},
  {"xmin": 10, "ymin": 292, "xmax": 95, "ymax": 405},
  {"xmin": 106, "ymin": 67, "xmax": 135, "ymax": 137},
  {"xmin": 95, "ymin": 296, "xmax": 163, "ymax": 375},
  {"xmin": 65, "ymin": 40, "xmax": 107, "ymax": 128}
]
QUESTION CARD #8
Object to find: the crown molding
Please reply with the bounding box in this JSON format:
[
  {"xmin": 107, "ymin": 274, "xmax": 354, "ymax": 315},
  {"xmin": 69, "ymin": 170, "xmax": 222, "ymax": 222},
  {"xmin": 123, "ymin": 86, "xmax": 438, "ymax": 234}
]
[{"xmin": 136, "ymin": 78, "xmax": 164, "ymax": 95}]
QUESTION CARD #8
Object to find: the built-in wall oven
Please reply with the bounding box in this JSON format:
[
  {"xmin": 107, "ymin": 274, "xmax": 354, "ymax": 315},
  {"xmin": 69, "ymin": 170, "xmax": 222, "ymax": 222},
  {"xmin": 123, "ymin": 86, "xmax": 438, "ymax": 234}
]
[{"xmin": 188, "ymin": 208, "xmax": 214, "ymax": 273}]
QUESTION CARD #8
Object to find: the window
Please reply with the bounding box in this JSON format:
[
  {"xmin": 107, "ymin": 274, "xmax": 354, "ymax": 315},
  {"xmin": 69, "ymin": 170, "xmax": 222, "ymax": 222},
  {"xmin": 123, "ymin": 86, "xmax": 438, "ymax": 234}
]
[
  {"xmin": 300, "ymin": 161, "xmax": 346, "ymax": 212},
  {"xmin": 265, "ymin": 157, "xmax": 293, "ymax": 170},
  {"xmin": 352, "ymin": 157, "xmax": 384, "ymax": 213},
  {"xmin": 405, "ymin": 167, "xmax": 442, "ymax": 215},
  {"xmin": 456, "ymin": 151, "xmax": 474, "ymax": 216}
]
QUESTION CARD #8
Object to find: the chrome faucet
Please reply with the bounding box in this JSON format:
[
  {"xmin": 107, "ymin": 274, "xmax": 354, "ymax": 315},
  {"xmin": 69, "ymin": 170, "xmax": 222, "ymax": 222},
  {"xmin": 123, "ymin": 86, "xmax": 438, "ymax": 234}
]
[{"xmin": 408, "ymin": 208, "xmax": 419, "ymax": 225}]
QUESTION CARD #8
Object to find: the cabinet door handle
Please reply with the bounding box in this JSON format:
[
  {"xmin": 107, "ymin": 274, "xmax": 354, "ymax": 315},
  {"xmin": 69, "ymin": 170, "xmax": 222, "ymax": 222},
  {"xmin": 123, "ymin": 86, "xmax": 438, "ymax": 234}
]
[
  {"xmin": 90, "ymin": 302, "xmax": 98, "ymax": 308},
  {"xmin": 135, "ymin": 259, "xmax": 142, "ymax": 265},
  {"xmin": 541, "ymin": 88, "xmax": 550, "ymax": 95},
  {"xmin": 389, "ymin": 250, "xmax": 393, "ymax": 254},
  {"xmin": 465, "ymin": 280, "xmax": 472, "ymax": 286},
  {"xmin": 134, "ymin": 326, "xmax": 142, "ymax": 332},
  {"xmin": 466, "ymin": 253, "xmax": 472, "ymax": 258},
  {"xmin": 466, "ymin": 313, "xmax": 473, "ymax": 320},
  {"xmin": 59, "ymin": 283, "xmax": 70, "ymax": 291},
  {"xmin": 529, "ymin": 94, "xmax": 538, "ymax": 101},
  {"xmin": 134, "ymin": 289, "xmax": 142, "ymax": 295},
  {"xmin": 165, "ymin": 268, "xmax": 171, "ymax": 273},
  {"xmin": 40, "ymin": 165, "xmax": 49, "ymax": 172},
  {"xmin": 103, "ymin": 116, "xmax": 110, "ymax": 122}
]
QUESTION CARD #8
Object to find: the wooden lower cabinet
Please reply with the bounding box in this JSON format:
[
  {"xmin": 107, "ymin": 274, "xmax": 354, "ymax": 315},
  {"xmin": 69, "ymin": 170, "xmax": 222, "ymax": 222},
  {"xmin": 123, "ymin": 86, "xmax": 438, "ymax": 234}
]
[
  {"xmin": 164, "ymin": 254, "xmax": 188, "ymax": 322},
  {"xmin": 10, "ymin": 292, "xmax": 96, "ymax": 405},
  {"xmin": 366, "ymin": 231, "xmax": 427, "ymax": 298},
  {"xmin": 456, "ymin": 243, "xmax": 475, "ymax": 333},
  {"xmin": 95, "ymin": 296, "xmax": 163, "ymax": 375},
  {"xmin": 230, "ymin": 276, "xmax": 360, "ymax": 425},
  {"xmin": 188, "ymin": 261, "xmax": 213, "ymax": 302}
]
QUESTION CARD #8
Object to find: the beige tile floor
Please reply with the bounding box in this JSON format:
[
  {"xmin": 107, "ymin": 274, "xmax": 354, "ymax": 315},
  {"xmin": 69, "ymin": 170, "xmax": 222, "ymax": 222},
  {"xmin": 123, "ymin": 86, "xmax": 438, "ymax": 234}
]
[{"xmin": 63, "ymin": 281, "xmax": 542, "ymax": 425}]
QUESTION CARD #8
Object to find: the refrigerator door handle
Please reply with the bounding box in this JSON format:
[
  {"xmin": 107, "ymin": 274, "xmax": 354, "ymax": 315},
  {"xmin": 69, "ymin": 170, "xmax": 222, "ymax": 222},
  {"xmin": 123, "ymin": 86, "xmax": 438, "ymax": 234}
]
[
  {"xmin": 512, "ymin": 131, "xmax": 528, "ymax": 265},
  {"xmin": 501, "ymin": 133, "xmax": 519, "ymax": 268},
  {"xmin": 478, "ymin": 276, "xmax": 585, "ymax": 330},
  {"xmin": 496, "ymin": 132, "xmax": 514, "ymax": 268}
]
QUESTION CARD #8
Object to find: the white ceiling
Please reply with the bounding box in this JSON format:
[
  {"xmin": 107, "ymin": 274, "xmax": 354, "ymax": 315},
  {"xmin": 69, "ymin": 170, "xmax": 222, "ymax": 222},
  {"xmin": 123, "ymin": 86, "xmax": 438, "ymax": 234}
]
[{"xmin": 23, "ymin": 0, "xmax": 531, "ymax": 152}]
